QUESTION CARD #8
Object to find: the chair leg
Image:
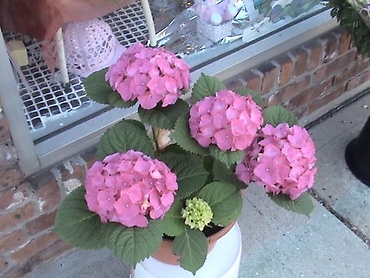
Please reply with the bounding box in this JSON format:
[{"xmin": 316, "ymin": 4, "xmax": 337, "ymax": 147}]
[{"xmin": 54, "ymin": 27, "xmax": 69, "ymax": 85}]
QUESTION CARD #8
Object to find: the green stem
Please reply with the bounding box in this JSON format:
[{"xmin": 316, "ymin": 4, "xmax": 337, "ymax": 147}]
[{"xmin": 152, "ymin": 127, "xmax": 161, "ymax": 155}]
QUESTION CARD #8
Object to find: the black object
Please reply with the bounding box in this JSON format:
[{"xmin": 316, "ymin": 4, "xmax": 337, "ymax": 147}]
[{"xmin": 345, "ymin": 116, "xmax": 370, "ymax": 186}]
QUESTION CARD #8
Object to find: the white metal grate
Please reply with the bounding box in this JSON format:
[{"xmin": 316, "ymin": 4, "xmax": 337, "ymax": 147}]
[{"xmin": 3, "ymin": 1, "xmax": 150, "ymax": 140}]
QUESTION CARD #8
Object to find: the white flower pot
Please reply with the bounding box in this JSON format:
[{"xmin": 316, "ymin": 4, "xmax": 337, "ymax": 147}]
[{"xmin": 130, "ymin": 223, "xmax": 242, "ymax": 277}]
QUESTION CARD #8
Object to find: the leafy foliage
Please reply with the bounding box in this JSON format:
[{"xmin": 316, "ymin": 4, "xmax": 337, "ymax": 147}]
[
  {"xmin": 234, "ymin": 87, "xmax": 264, "ymax": 107},
  {"xmin": 264, "ymin": 105, "xmax": 298, "ymax": 126},
  {"xmin": 191, "ymin": 73, "xmax": 226, "ymax": 102},
  {"xmin": 58, "ymin": 57, "xmax": 318, "ymax": 276},
  {"xmin": 172, "ymin": 227, "xmax": 208, "ymax": 275},
  {"xmin": 160, "ymin": 152, "xmax": 209, "ymax": 199},
  {"xmin": 209, "ymin": 146, "xmax": 246, "ymax": 169},
  {"xmin": 105, "ymin": 220, "xmax": 164, "ymax": 265},
  {"xmin": 197, "ymin": 182, "xmax": 243, "ymax": 226},
  {"xmin": 55, "ymin": 186, "xmax": 165, "ymax": 266},
  {"xmin": 97, "ymin": 119, "xmax": 154, "ymax": 159},
  {"xmin": 269, "ymin": 192, "xmax": 314, "ymax": 217},
  {"xmin": 138, "ymin": 99, "xmax": 189, "ymax": 130},
  {"xmin": 163, "ymin": 200, "xmax": 186, "ymax": 237},
  {"xmin": 327, "ymin": 0, "xmax": 370, "ymax": 57},
  {"xmin": 83, "ymin": 68, "xmax": 137, "ymax": 108},
  {"xmin": 172, "ymin": 112, "xmax": 209, "ymax": 155},
  {"xmin": 54, "ymin": 186, "xmax": 106, "ymax": 249},
  {"xmin": 212, "ymin": 159, "xmax": 247, "ymax": 189}
]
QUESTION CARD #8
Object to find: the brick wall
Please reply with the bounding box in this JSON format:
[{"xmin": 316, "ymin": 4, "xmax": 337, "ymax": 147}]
[
  {"xmin": 223, "ymin": 28, "xmax": 370, "ymax": 120},
  {"xmin": 1, "ymin": 26, "xmax": 370, "ymax": 277}
]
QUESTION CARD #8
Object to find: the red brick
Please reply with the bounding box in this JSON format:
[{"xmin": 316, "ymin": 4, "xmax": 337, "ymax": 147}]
[
  {"xmin": 79, "ymin": 146, "xmax": 98, "ymax": 168},
  {"xmin": 322, "ymin": 51, "xmax": 357, "ymax": 80},
  {"xmin": 273, "ymin": 55, "xmax": 294, "ymax": 86},
  {"xmin": 0, "ymin": 229, "xmax": 26, "ymax": 254},
  {"xmin": 58, "ymin": 158, "xmax": 85, "ymax": 194},
  {"xmin": 27, "ymin": 239, "xmax": 72, "ymax": 269},
  {"xmin": 25, "ymin": 211, "xmax": 56, "ymax": 236},
  {"xmin": 223, "ymin": 76, "xmax": 245, "ymax": 91},
  {"xmin": 337, "ymin": 50, "xmax": 357, "ymax": 71},
  {"xmin": 314, "ymin": 64, "xmax": 328, "ymax": 83},
  {"xmin": 0, "ymin": 167, "xmax": 24, "ymax": 191},
  {"xmin": 10, "ymin": 231, "xmax": 60, "ymax": 263},
  {"xmin": 29, "ymin": 171, "xmax": 61, "ymax": 211},
  {"xmin": 319, "ymin": 33, "xmax": 339, "ymax": 63},
  {"xmin": 339, "ymin": 31, "xmax": 352, "ymax": 54},
  {"xmin": 346, "ymin": 75, "xmax": 362, "ymax": 91},
  {"xmin": 0, "ymin": 144, "xmax": 18, "ymax": 169},
  {"xmin": 304, "ymin": 40, "xmax": 324, "ymax": 71},
  {"xmin": 306, "ymin": 79, "xmax": 334, "ymax": 103},
  {"xmin": 333, "ymin": 65, "xmax": 355, "ymax": 87},
  {"xmin": 0, "ymin": 255, "xmax": 9, "ymax": 273},
  {"xmin": 360, "ymin": 69, "xmax": 370, "ymax": 83},
  {"xmin": 258, "ymin": 63, "xmax": 278, "ymax": 94},
  {"xmin": 0, "ymin": 202, "xmax": 36, "ymax": 232},
  {"xmin": 0, "ymin": 118, "xmax": 11, "ymax": 144},
  {"xmin": 2, "ymin": 263, "xmax": 31, "ymax": 278},
  {"xmin": 0, "ymin": 183, "xmax": 31, "ymax": 211},
  {"xmin": 308, "ymin": 85, "xmax": 346, "ymax": 113},
  {"xmin": 289, "ymin": 47, "xmax": 309, "ymax": 77},
  {"xmin": 245, "ymin": 70, "xmax": 262, "ymax": 92},
  {"xmin": 289, "ymin": 92, "xmax": 310, "ymax": 111},
  {"xmin": 354, "ymin": 57, "xmax": 370, "ymax": 74},
  {"xmin": 292, "ymin": 106, "xmax": 308, "ymax": 120},
  {"xmin": 3, "ymin": 240, "xmax": 72, "ymax": 278},
  {"xmin": 266, "ymin": 92, "xmax": 281, "ymax": 107},
  {"xmin": 281, "ymin": 75, "xmax": 311, "ymax": 102}
]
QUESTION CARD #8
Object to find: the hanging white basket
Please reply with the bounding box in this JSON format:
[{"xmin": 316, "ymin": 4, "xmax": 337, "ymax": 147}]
[{"xmin": 197, "ymin": 19, "xmax": 233, "ymax": 42}]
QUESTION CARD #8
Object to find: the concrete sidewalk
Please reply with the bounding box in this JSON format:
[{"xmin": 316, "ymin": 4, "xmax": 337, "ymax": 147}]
[{"xmin": 26, "ymin": 93, "xmax": 370, "ymax": 278}]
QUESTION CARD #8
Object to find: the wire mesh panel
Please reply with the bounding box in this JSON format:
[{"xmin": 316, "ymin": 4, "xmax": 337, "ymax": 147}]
[{"xmin": 3, "ymin": 1, "xmax": 149, "ymax": 140}]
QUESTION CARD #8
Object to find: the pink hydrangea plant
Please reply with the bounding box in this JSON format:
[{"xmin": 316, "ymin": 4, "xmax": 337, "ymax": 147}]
[
  {"xmin": 236, "ymin": 123, "xmax": 317, "ymax": 200},
  {"xmin": 84, "ymin": 150, "xmax": 178, "ymax": 227},
  {"xmin": 105, "ymin": 42, "xmax": 191, "ymax": 109},
  {"xmin": 189, "ymin": 90, "xmax": 264, "ymax": 151}
]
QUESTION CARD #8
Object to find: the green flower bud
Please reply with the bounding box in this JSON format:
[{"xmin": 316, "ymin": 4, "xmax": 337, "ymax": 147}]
[{"xmin": 181, "ymin": 197, "xmax": 213, "ymax": 231}]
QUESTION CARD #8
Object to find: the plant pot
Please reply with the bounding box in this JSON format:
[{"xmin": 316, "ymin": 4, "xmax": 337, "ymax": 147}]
[
  {"xmin": 345, "ymin": 116, "xmax": 370, "ymax": 186},
  {"xmin": 151, "ymin": 221, "xmax": 236, "ymax": 265},
  {"xmin": 131, "ymin": 222, "xmax": 242, "ymax": 277}
]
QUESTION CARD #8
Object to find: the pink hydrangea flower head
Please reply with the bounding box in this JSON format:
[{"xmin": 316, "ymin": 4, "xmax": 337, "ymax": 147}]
[
  {"xmin": 105, "ymin": 42, "xmax": 191, "ymax": 109},
  {"xmin": 84, "ymin": 150, "xmax": 178, "ymax": 227},
  {"xmin": 236, "ymin": 124, "xmax": 317, "ymax": 200},
  {"xmin": 189, "ymin": 90, "xmax": 264, "ymax": 151}
]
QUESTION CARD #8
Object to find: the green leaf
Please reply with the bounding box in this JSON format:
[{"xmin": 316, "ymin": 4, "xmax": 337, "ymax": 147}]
[
  {"xmin": 105, "ymin": 220, "xmax": 164, "ymax": 266},
  {"xmin": 213, "ymin": 159, "xmax": 247, "ymax": 189},
  {"xmin": 172, "ymin": 112, "xmax": 209, "ymax": 155},
  {"xmin": 54, "ymin": 186, "xmax": 106, "ymax": 249},
  {"xmin": 269, "ymin": 192, "xmax": 314, "ymax": 217},
  {"xmin": 197, "ymin": 182, "xmax": 242, "ymax": 226},
  {"xmin": 138, "ymin": 99, "xmax": 189, "ymax": 130},
  {"xmin": 234, "ymin": 87, "xmax": 264, "ymax": 107},
  {"xmin": 327, "ymin": 0, "xmax": 370, "ymax": 58},
  {"xmin": 97, "ymin": 119, "xmax": 154, "ymax": 159},
  {"xmin": 209, "ymin": 145, "xmax": 245, "ymax": 168},
  {"xmin": 83, "ymin": 69, "xmax": 137, "ymax": 108},
  {"xmin": 263, "ymin": 105, "xmax": 298, "ymax": 127},
  {"xmin": 160, "ymin": 152, "xmax": 209, "ymax": 199},
  {"xmin": 191, "ymin": 73, "xmax": 226, "ymax": 102},
  {"xmin": 172, "ymin": 228, "xmax": 208, "ymax": 275},
  {"xmin": 163, "ymin": 199, "xmax": 186, "ymax": 237}
]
